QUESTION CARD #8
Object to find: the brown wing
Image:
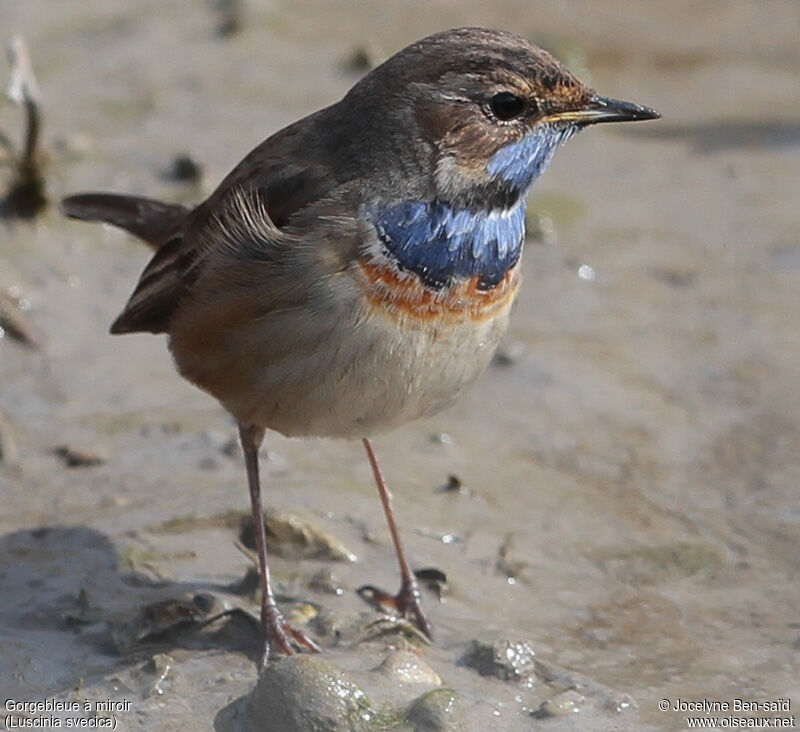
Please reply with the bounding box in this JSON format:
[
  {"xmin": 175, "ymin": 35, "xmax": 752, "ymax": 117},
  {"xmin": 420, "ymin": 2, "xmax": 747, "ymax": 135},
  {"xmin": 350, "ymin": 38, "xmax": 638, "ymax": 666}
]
[
  {"xmin": 109, "ymin": 186, "xmax": 288, "ymax": 334},
  {"xmin": 109, "ymin": 115, "xmax": 338, "ymax": 335},
  {"xmin": 109, "ymin": 231, "xmax": 199, "ymax": 334}
]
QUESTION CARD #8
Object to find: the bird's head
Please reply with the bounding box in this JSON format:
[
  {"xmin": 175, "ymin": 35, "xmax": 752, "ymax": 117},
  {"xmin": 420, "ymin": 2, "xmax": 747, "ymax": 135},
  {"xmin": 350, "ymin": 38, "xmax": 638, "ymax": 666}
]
[{"xmin": 351, "ymin": 27, "xmax": 659, "ymax": 209}]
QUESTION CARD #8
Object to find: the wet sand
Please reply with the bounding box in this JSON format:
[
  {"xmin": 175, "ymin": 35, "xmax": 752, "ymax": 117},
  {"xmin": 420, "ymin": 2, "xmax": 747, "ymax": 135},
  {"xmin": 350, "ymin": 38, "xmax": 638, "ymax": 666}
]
[{"xmin": 1, "ymin": 1, "xmax": 799, "ymax": 729}]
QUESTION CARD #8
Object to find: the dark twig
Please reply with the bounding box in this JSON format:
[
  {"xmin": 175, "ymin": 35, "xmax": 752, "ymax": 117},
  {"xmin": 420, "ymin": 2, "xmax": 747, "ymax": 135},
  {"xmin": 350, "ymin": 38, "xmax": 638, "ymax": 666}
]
[
  {"xmin": 0, "ymin": 287, "xmax": 39, "ymax": 348},
  {"xmin": 1, "ymin": 35, "xmax": 47, "ymax": 218},
  {"xmin": 0, "ymin": 407, "xmax": 19, "ymax": 466}
]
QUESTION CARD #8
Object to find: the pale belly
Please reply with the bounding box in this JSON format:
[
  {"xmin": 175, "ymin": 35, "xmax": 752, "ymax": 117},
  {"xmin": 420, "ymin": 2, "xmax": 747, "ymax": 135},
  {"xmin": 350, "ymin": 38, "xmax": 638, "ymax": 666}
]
[
  {"xmin": 257, "ymin": 305, "xmax": 513, "ymax": 438},
  {"xmin": 168, "ymin": 266, "xmax": 519, "ymax": 438}
]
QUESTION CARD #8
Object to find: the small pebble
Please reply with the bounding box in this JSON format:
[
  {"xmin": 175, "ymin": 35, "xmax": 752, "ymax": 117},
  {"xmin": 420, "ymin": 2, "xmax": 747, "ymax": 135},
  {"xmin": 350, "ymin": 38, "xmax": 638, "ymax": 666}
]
[
  {"xmin": 54, "ymin": 444, "xmax": 106, "ymax": 468},
  {"xmin": 604, "ymin": 693, "xmax": 637, "ymax": 714},
  {"xmin": 285, "ymin": 602, "xmax": 319, "ymax": 625},
  {"xmin": 164, "ymin": 154, "xmax": 203, "ymax": 182},
  {"xmin": 492, "ymin": 340, "xmax": 525, "ymax": 366},
  {"xmin": 345, "ymin": 42, "xmax": 384, "ymax": 72},
  {"xmin": 377, "ymin": 650, "xmax": 442, "ymax": 687},
  {"xmin": 437, "ymin": 474, "xmax": 470, "ymax": 495},
  {"xmin": 220, "ymin": 437, "xmax": 240, "ymax": 458},
  {"xmin": 415, "ymin": 528, "xmax": 463, "ymax": 544},
  {"xmin": 535, "ymin": 689, "xmax": 584, "ymax": 718},
  {"xmin": 197, "ymin": 456, "xmax": 219, "ymax": 471},
  {"xmin": 429, "ymin": 432, "xmax": 453, "ymax": 445},
  {"xmin": 309, "ymin": 568, "xmax": 344, "ymax": 596},
  {"xmin": 464, "ymin": 639, "xmax": 537, "ymax": 682},
  {"xmin": 143, "ymin": 653, "xmax": 174, "ymax": 698},
  {"xmin": 214, "ymin": 0, "xmax": 244, "ymax": 37}
]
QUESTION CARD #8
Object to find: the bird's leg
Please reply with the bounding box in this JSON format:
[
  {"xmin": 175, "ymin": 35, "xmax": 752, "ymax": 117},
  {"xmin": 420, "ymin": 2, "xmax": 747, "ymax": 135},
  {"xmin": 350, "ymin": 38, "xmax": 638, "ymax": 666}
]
[
  {"xmin": 362, "ymin": 438, "xmax": 432, "ymax": 640},
  {"xmin": 239, "ymin": 422, "xmax": 321, "ymax": 668}
]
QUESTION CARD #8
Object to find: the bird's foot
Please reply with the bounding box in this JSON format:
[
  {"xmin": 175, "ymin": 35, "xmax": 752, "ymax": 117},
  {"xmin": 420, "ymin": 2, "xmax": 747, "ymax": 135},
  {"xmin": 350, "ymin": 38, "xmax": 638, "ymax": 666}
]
[
  {"xmin": 260, "ymin": 608, "xmax": 321, "ymax": 669},
  {"xmin": 357, "ymin": 578, "xmax": 432, "ymax": 641},
  {"xmin": 360, "ymin": 615, "xmax": 432, "ymax": 645},
  {"xmin": 396, "ymin": 578, "xmax": 433, "ymax": 640}
]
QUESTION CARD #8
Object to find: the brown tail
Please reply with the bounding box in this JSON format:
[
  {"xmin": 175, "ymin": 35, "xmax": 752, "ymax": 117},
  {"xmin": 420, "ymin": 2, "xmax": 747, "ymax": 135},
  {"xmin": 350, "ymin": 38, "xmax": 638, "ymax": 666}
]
[{"xmin": 61, "ymin": 193, "xmax": 189, "ymax": 249}]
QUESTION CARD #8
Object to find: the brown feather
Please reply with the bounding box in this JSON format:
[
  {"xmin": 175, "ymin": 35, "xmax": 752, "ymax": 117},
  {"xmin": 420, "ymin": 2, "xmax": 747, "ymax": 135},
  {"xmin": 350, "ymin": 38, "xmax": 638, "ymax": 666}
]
[
  {"xmin": 61, "ymin": 193, "xmax": 188, "ymax": 249},
  {"xmin": 109, "ymin": 187, "xmax": 288, "ymax": 335}
]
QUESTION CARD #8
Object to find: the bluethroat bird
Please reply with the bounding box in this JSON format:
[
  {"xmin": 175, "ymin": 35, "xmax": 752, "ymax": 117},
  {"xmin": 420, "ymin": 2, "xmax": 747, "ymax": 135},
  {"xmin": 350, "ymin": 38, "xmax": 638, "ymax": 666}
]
[{"xmin": 62, "ymin": 27, "xmax": 659, "ymax": 666}]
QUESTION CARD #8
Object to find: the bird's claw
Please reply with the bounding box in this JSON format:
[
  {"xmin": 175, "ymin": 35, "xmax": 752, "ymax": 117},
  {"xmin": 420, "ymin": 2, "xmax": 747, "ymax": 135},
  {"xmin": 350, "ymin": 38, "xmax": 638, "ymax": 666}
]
[
  {"xmin": 396, "ymin": 578, "xmax": 433, "ymax": 640},
  {"xmin": 357, "ymin": 579, "xmax": 432, "ymax": 641},
  {"xmin": 260, "ymin": 610, "xmax": 321, "ymax": 669}
]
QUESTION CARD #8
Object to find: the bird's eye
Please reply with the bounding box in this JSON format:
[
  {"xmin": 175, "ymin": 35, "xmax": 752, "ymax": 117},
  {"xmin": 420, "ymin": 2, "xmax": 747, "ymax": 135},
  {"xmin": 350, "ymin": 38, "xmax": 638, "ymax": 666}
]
[{"xmin": 489, "ymin": 92, "xmax": 525, "ymax": 121}]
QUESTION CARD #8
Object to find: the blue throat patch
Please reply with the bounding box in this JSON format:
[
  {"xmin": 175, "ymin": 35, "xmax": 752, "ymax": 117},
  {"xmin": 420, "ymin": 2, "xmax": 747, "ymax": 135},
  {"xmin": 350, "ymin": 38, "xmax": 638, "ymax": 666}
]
[
  {"xmin": 371, "ymin": 199, "xmax": 526, "ymax": 290},
  {"xmin": 369, "ymin": 125, "xmax": 575, "ymax": 290},
  {"xmin": 487, "ymin": 124, "xmax": 575, "ymax": 190}
]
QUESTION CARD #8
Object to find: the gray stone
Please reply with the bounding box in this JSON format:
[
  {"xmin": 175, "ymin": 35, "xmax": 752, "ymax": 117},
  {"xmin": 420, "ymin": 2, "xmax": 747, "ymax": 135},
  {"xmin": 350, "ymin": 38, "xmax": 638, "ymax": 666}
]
[
  {"xmin": 535, "ymin": 689, "xmax": 584, "ymax": 718},
  {"xmin": 377, "ymin": 650, "xmax": 442, "ymax": 689},
  {"xmin": 463, "ymin": 639, "xmax": 536, "ymax": 681},
  {"xmin": 245, "ymin": 655, "xmax": 374, "ymax": 731},
  {"xmin": 406, "ymin": 688, "xmax": 462, "ymax": 732}
]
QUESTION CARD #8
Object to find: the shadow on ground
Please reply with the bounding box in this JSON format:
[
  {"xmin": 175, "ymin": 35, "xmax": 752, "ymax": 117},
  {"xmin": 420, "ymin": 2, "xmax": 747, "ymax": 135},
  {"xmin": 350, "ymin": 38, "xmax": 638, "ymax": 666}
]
[{"xmin": 0, "ymin": 525, "xmax": 261, "ymax": 698}]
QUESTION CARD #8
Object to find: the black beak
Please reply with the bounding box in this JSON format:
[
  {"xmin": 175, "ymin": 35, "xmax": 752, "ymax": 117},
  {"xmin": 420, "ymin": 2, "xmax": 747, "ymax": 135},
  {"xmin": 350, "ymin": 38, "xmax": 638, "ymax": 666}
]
[{"xmin": 545, "ymin": 95, "xmax": 661, "ymax": 126}]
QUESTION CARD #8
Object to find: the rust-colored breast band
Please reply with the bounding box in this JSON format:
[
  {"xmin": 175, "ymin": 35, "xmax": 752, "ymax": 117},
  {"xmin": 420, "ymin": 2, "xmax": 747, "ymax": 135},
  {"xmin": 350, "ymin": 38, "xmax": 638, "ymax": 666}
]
[{"xmin": 357, "ymin": 258, "xmax": 520, "ymax": 323}]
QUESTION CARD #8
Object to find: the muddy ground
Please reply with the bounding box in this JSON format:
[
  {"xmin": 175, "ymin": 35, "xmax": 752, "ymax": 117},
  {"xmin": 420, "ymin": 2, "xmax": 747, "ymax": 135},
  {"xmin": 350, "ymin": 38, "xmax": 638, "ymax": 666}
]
[{"xmin": 1, "ymin": 1, "xmax": 799, "ymax": 730}]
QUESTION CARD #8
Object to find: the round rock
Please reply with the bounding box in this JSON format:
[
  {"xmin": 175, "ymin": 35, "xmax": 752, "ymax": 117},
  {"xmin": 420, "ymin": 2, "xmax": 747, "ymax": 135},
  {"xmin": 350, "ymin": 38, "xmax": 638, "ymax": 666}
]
[
  {"xmin": 406, "ymin": 688, "xmax": 463, "ymax": 732},
  {"xmin": 377, "ymin": 650, "xmax": 442, "ymax": 689},
  {"xmin": 245, "ymin": 655, "xmax": 373, "ymax": 732}
]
